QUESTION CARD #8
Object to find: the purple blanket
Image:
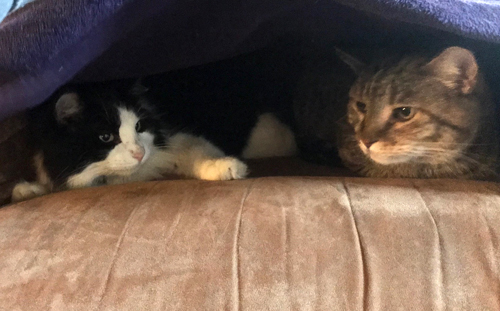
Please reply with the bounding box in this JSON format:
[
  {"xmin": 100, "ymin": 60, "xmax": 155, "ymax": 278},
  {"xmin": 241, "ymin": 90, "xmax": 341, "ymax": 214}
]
[{"xmin": 0, "ymin": 0, "xmax": 499, "ymax": 120}]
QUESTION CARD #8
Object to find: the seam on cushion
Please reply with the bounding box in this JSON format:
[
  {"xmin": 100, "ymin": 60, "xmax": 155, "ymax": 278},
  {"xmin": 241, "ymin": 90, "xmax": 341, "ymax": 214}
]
[
  {"xmin": 95, "ymin": 181, "xmax": 160, "ymax": 310},
  {"xmin": 412, "ymin": 181, "xmax": 445, "ymax": 311},
  {"xmin": 341, "ymin": 179, "xmax": 368, "ymax": 311},
  {"xmin": 232, "ymin": 179, "xmax": 254, "ymax": 311},
  {"xmin": 479, "ymin": 205, "xmax": 500, "ymax": 306},
  {"xmin": 164, "ymin": 183, "xmax": 199, "ymax": 244},
  {"xmin": 282, "ymin": 187, "xmax": 291, "ymax": 309}
]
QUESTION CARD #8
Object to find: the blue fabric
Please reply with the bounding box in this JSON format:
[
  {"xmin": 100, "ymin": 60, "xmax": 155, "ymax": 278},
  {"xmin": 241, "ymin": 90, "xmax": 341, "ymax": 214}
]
[
  {"xmin": 0, "ymin": 0, "xmax": 36, "ymax": 21},
  {"xmin": 10, "ymin": 0, "xmax": 36, "ymax": 12},
  {"xmin": 0, "ymin": 0, "xmax": 499, "ymax": 120},
  {"xmin": 335, "ymin": 0, "xmax": 500, "ymax": 43},
  {"xmin": 0, "ymin": 0, "xmax": 13, "ymax": 22}
]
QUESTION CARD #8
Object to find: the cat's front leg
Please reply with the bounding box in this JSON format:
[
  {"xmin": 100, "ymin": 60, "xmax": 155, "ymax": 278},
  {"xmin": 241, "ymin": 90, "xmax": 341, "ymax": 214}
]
[
  {"xmin": 194, "ymin": 156, "xmax": 248, "ymax": 180},
  {"xmin": 11, "ymin": 182, "xmax": 49, "ymax": 203},
  {"xmin": 167, "ymin": 133, "xmax": 248, "ymax": 180},
  {"xmin": 66, "ymin": 162, "xmax": 107, "ymax": 188}
]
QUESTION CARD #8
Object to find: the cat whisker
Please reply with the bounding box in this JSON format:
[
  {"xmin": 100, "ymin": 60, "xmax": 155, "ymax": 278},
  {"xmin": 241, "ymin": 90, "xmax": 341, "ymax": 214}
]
[
  {"xmin": 52, "ymin": 150, "xmax": 93, "ymax": 181},
  {"xmin": 419, "ymin": 142, "xmax": 496, "ymax": 147}
]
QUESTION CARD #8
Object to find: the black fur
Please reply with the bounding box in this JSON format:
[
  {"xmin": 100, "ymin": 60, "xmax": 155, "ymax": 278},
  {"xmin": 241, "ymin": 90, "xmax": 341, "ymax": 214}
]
[
  {"xmin": 27, "ymin": 82, "xmax": 165, "ymax": 187},
  {"xmin": 140, "ymin": 44, "xmax": 305, "ymax": 156}
]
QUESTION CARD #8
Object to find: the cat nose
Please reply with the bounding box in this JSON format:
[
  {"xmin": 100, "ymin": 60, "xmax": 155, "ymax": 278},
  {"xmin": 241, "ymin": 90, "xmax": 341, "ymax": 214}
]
[
  {"xmin": 131, "ymin": 151, "xmax": 144, "ymax": 162},
  {"xmin": 361, "ymin": 139, "xmax": 378, "ymax": 149}
]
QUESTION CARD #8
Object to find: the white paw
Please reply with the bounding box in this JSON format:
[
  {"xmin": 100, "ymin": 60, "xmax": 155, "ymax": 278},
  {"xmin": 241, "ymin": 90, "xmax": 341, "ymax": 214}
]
[
  {"xmin": 197, "ymin": 157, "xmax": 248, "ymax": 181},
  {"xmin": 11, "ymin": 182, "xmax": 48, "ymax": 203}
]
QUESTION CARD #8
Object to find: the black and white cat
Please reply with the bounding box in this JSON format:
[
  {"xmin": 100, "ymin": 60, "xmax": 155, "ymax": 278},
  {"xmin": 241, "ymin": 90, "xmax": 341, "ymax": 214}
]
[{"xmin": 11, "ymin": 78, "xmax": 297, "ymax": 202}]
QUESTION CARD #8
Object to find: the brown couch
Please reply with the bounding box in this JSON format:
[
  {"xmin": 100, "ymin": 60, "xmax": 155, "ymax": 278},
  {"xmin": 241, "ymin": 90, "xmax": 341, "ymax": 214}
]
[{"xmin": 1, "ymin": 115, "xmax": 499, "ymax": 310}]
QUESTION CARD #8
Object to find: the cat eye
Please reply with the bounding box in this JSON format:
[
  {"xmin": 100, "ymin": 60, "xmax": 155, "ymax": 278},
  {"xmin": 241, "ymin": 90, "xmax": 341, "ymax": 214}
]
[
  {"xmin": 99, "ymin": 133, "xmax": 114, "ymax": 143},
  {"xmin": 356, "ymin": 102, "xmax": 367, "ymax": 113},
  {"xmin": 135, "ymin": 121, "xmax": 143, "ymax": 132},
  {"xmin": 392, "ymin": 107, "xmax": 415, "ymax": 121}
]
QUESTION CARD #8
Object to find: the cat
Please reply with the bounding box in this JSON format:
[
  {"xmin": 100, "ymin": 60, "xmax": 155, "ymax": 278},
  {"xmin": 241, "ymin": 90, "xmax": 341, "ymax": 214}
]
[
  {"xmin": 11, "ymin": 81, "xmax": 260, "ymax": 202},
  {"xmin": 12, "ymin": 44, "xmax": 308, "ymax": 203},
  {"xmin": 295, "ymin": 46, "xmax": 499, "ymax": 179}
]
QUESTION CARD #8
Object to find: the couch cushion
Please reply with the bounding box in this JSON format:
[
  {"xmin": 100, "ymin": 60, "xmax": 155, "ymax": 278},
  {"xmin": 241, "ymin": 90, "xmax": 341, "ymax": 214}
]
[{"xmin": 0, "ymin": 177, "xmax": 498, "ymax": 310}]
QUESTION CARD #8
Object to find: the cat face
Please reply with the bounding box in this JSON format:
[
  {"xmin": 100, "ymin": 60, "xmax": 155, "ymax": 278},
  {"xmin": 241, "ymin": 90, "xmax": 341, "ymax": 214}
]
[
  {"xmin": 36, "ymin": 83, "xmax": 165, "ymax": 182},
  {"xmin": 342, "ymin": 47, "xmax": 482, "ymax": 165}
]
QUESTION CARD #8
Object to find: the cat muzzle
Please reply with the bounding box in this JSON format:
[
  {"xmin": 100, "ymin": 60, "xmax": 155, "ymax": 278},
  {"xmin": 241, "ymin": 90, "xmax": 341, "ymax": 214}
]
[{"xmin": 131, "ymin": 151, "xmax": 144, "ymax": 162}]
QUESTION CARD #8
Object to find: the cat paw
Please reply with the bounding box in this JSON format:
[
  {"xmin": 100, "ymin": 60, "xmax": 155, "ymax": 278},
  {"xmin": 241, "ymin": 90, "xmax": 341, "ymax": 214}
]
[
  {"xmin": 197, "ymin": 157, "xmax": 248, "ymax": 181},
  {"xmin": 11, "ymin": 182, "xmax": 48, "ymax": 203}
]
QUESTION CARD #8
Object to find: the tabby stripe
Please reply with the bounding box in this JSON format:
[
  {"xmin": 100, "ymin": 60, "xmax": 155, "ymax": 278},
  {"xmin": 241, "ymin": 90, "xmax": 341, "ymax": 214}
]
[
  {"xmin": 421, "ymin": 110, "xmax": 469, "ymax": 134},
  {"xmin": 368, "ymin": 70, "xmax": 383, "ymax": 99},
  {"xmin": 388, "ymin": 83, "xmax": 397, "ymax": 106}
]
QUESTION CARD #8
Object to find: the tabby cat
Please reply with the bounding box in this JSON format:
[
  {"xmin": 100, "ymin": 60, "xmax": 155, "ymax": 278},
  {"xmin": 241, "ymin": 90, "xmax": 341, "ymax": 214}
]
[{"xmin": 295, "ymin": 46, "xmax": 498, "ymax": 179}]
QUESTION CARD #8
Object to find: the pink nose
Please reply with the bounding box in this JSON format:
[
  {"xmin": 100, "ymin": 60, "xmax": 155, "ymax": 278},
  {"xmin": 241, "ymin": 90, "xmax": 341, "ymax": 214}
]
[
  {"xmin": 131, "ymin": 151, "xmax": 144, "ymax": 162},
  {"xmin": 361, "ymin": 139, "xmax": 378, "ymax": 149}
]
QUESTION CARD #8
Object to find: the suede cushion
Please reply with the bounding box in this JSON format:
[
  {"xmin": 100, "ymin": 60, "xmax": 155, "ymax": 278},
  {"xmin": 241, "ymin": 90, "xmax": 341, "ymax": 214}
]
[{"xmin": 0, "ymin": 177, "xmax": 498, "ymax": 310}]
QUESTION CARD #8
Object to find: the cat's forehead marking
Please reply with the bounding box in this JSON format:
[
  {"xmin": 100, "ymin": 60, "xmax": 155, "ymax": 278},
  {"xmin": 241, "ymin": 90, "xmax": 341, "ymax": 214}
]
[
  {"xmin": 365, "ymin": 69, "xmax": 387, "ymax": 100},
  {"xmin": 118, "ymin": 107, "xmax": 139, "ymax": 144},
  {"xmin": 355, "ymin": 67, "xmax": 414, "ymax": 108}
]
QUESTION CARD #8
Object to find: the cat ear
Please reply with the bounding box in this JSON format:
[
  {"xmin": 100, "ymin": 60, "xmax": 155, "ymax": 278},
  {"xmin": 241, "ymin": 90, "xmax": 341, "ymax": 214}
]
[
  {"xmin": 426, "ymin": 47, "xmax": 478, "ymax": 94},
  {"xmin": 335, "ymin": 48, "xmax": 365, "ymax": 75},
  {"xmin": 55, "ymin": 93, "xmax": 82, "ymax": 124},
  {"xmin": 130, "ymin": 79, "xmax": 149, "ymax": 96}
]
